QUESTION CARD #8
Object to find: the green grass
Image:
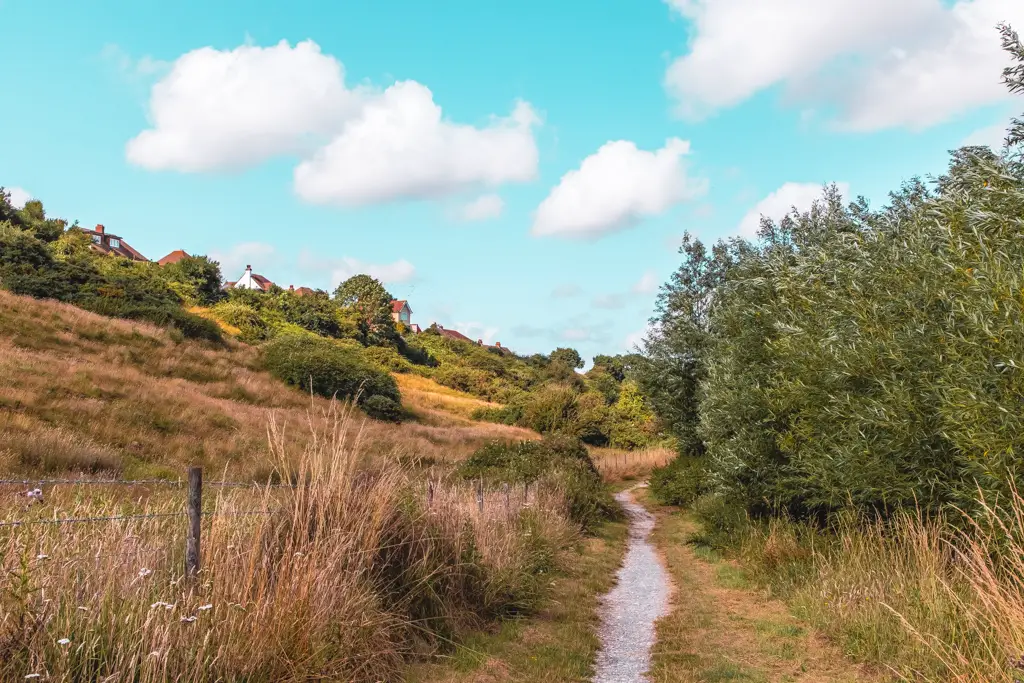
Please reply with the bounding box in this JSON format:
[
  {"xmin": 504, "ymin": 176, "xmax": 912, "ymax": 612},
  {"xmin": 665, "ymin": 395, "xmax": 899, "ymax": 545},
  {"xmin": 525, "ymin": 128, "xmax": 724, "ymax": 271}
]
[{"xmin": 405, "ymin": 518, "xmax": 629, "ymax": 683}]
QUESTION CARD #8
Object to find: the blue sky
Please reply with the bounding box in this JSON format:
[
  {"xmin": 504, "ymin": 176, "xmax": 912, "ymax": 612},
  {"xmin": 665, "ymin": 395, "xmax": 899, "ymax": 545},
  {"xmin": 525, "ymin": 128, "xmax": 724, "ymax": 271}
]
[{"xmin": 2, "ymin": 0, "xmax": 1022, "ymax": 363}]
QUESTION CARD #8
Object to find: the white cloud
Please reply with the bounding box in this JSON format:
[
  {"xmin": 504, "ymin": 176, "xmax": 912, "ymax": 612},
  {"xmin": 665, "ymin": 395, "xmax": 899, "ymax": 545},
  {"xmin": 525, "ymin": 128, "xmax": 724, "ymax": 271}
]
[
  {"xmin": 294, "ymin": 82, "xmax": 539, "ymax": 205},
  {"xmin": 101, "ymin": 44, "xmax": 169, "ymax": 81},
  {"xmin": 126, "ymin": 40, "xmax": 363, "ymax": 171},
  {"xmin": 631, "ymin": 270, "xmax": 659, "ymax": 295},
  {"xmin": 458, "ymin": 194, "xmax": 505, "ymax": 222},
  {"xmin": 664, "ymin": 0, "xmax": 1024, "ymax": 130},
  {"xmin": 562, "ymin": 328, "xmax": 592, "ymax": 342},
  {"xmin": 551, "ymin": 283, "xmax": 582, "ymax": 298},
  {"xmin": 737, "ymin": 182, "xmax": 850, "ymax": 237},
  {"xmin": 209, "ymin": 242, "xmax": 277, "ymax": 279},
  {"xmin": 456, "ymin": 321, "xmax": 500, "ymax": 345},
  {"xmin": 329, "ymin": 257, "xmax": 416, "ymax": 287},
  {"xmin": 963, "ymin": 116, "xmax": 1013, "ymax": 149},
  {"xmin": 532, "ymin": 138, "xmax": 705, "ymax": 239},
  {"xmin": 6, "ymin": 186, "xmax": 32, "ymax": 209},
  {"xmin": 593, "ymin": 294, "xmax": 627, "ymax": 310},
  {"xmin": 625, "ymin": 322, "xmax": 660, "ymax": 351}
]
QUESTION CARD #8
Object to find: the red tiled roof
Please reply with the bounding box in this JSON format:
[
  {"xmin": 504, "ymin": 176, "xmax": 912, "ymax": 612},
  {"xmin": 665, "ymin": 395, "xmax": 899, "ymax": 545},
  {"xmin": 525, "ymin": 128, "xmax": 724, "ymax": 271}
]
[
  {"xmin": 438, "ymin": 327, "xmax": 473, "ymax": 343},
  {"xmin": 391, "ymin": 299, "xmax": 409, "ymax": 313},
  {"xmin": 79, "ymin": 226, "xmax": 148, "ymax": 262},
  {"xmin": 251, "ymin": 273, "xmax": 274, "ymax": 291},
  {"xmin": 157, "ymin": 249, "xmax": 189, "ymax": 266},
  {"xmin": 289, "ymin": 286, "xmax": 316, "ymax": 296}
]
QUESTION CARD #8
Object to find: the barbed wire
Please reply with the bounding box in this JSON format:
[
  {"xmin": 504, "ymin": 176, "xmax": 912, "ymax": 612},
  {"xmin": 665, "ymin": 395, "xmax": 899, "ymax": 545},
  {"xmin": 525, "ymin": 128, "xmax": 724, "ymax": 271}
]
[{"xmin": 0, "ymin": 509, "xmax": 279, "ymax": 529}]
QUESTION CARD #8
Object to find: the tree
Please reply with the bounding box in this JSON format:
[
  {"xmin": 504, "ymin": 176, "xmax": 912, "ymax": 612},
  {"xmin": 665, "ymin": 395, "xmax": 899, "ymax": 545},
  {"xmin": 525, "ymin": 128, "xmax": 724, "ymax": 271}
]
[
  {"xmin": 333, "ymin": 274, "xmax": 397, "ymax": 345},
  {"xmin": 1000, "ymin": 23, "xmax": 1024, "ymax": 149},
  {"xmin": 162, "ymin": 254, "xmax": 224, "ymax": 305},
  {"xmin": 550, "ymin": 347, "xmax": 584, "ymax": 370}
]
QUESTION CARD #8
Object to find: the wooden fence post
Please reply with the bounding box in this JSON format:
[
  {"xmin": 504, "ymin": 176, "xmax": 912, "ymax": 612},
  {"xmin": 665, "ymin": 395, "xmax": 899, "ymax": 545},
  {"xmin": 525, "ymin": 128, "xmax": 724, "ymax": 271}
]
[
  {"xmin": 427, "ymin": 479, "xmax": 434, "ymax": 508},
  {"xmin": 186, "ymin": 467, "xmax": 202, "ymax": 579},
  {"xmin": 476, "ymin": 479, "xmax": 484, "ymax": 514},
  {"xmin": 524, "ymin": 480, "xmax": 530, "ymax": 504}
]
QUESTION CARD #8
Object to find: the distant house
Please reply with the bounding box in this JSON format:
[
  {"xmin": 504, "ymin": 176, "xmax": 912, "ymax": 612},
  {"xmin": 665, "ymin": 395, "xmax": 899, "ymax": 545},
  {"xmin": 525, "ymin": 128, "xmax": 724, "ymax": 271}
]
[
  {"xmin": 435, "ymin": 324, "xmax": 473, "ymax": 343},
  {"xmin": 227, "ymin": 265, "xmax": 274, "ymax": 291},
  {"xmin": 288, "ymin": 285, "xmax": 316, "ymax": 296},
  {"xmin": 391, "ymin": 300, "xmax": 412, "ymax": 326},
  {"xmin": 80, "ymin": 225, "xmax": 148, "ymax": 262},
  {"xmin": 156, "ymin": 249, "xmax": 189, "ymax": 266}
]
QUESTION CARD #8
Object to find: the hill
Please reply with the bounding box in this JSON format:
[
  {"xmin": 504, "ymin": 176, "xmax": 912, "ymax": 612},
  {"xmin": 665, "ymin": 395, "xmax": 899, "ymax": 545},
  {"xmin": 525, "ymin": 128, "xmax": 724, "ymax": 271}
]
[{"xmin": 0, "ymin": 289, "xmax": 533, "ymax": 480}]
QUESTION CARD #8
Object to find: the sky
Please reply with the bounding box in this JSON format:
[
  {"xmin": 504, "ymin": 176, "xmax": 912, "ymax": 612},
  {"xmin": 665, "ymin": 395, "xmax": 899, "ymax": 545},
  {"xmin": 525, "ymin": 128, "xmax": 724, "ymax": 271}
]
[{"xmin": 2, "ymin": 0, "xmax": 1023, "ymax": 364}]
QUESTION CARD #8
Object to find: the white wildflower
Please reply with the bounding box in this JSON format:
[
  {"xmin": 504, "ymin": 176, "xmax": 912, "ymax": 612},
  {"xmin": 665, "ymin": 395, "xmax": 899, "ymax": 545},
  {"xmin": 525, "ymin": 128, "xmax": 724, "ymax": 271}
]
[
  {"xmin": 138, "ymin": 568, "xmax": 152, "ymax": 578},
  {"xmin": 76, "ymin": 606, "xmax": 88, "ymax": 612},
  {"xmin": 180, "ymin": 615, "xmax": 197, "ymax": 623},
  {"xmin": 150, "ymin": 601, "xmax": 175, "ymax": 610},
  {"xmin": 197, "ymin": 604, "xmax": 213, "ymax": 611},
  {"xmin": 36, "ymin": 554, "xmax": 48, "ymax": 560},
  {"xmin": 25, "ymin": 674, "xmax": 41, "ymax": 680},
  {"xmin": 57, "ymin": 638, "xmax": 70, "ymax": 646}
]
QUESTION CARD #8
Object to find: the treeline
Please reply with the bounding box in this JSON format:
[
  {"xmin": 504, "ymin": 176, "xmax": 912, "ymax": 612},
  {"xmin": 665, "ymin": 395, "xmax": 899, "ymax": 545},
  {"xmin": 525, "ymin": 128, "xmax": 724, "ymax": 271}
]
[{"xmin": 641, "ymin": 24, "xmax": 1024, "ymax": 521}]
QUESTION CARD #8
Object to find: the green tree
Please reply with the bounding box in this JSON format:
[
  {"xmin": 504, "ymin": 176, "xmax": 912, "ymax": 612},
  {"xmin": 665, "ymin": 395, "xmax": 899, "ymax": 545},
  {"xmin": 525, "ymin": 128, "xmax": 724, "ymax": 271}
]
[
  {"xmin": 333, "ymin": 274, "xmax": 397, "ymax": 345},
  {"xmin": 161, "ymin": 254, "xmax": 224, "ymax": 305},
  {"xmin": 550, "ymin": 347, "xmax": 584, "ymax": 370}
]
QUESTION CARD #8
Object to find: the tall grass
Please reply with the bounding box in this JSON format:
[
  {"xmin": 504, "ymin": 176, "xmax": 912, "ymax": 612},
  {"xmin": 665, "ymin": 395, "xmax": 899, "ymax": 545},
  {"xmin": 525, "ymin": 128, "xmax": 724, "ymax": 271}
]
[
  {"xmin": 692, "ymin": 490, "xmax": 1024, "ymax": 682},
  {"xmin": 591, "ymin": 446, "xmax": 674, "ymax": 482},
  {"xmin": 0, "ymin": 402, "xmax": 575, "ymax": 682}
]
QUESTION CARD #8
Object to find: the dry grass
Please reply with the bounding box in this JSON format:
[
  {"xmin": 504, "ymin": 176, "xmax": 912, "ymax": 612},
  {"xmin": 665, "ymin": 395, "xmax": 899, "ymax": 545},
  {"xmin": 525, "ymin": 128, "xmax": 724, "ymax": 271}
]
[
  {"xmin": 0, "ymin": 290, "xmax": 532, "ymax": 480},
  {"xmin": 0, "ymin": 402, "xmax": 576, "ymax": 682},
  {"xmin": 591, "ymin": 446, "xmax": 674, "ymax": 482}
]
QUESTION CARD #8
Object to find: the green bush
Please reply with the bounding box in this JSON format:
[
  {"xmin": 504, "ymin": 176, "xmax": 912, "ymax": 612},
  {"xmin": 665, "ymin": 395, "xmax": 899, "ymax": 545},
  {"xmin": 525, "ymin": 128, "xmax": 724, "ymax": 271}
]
[
  {"xmin": 650, "ymin": 456, "xmax": 711, "ymax": 507},
  {"xmin": 362, "ymin": 394, "xmax": 403, "ymax": 422},
  {"xmin": 210, "ymin": 302, "xmax": 272, "ymax": 344},
  {"xmin": 262, "ymin": 334, "xmax": 401, "ymax": 416},
  {"xmin": 458, "ymin": 435, "xmax": 617, "ymax": 532},
  {"xmin": 363, "ymin": 345, "xmax": 415, "ymax": 373},
  {"xmin": 77, "ymin": 299, "xmax": 223, "ymax": 343}
]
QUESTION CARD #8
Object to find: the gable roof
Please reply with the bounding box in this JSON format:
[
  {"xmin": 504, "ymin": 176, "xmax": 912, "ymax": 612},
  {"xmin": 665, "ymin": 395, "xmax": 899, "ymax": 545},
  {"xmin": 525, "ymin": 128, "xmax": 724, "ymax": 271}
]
[
  {"xmin": 288, "ymin": 285, "xmax": 316, "ymax": 296},
  {"xmin": 250, "ymin": 273, "xmax": 274, "ymax": 291},
  {"xmin": 436, "ymin": 325, "xmax": 473, "ymax": 343},
  {"xmin": 157, "ymin": 249, "xmax": 189, "ymax": 266},
  {"xmin": 391, "ymin": 299, "xmax": 411, "ymax": 313},
  {"xmin": 78, "ymin": 225, "xmax": 148, "ymax": 262}
]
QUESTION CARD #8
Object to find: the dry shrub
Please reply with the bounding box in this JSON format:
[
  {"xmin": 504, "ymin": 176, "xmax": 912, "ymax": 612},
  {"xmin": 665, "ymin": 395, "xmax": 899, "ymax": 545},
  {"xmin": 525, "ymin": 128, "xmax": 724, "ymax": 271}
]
[
  {"xmin": 0, "ymin": 402, "xmax": 575, "ymax": 682},
  {"xmin": 591, "ymin": 446, "xmax": 674, "ymax": 482}
]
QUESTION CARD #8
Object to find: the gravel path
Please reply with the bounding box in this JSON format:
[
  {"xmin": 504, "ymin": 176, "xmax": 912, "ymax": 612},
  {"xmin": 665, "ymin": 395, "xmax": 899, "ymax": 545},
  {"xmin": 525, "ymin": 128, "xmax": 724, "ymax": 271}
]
[{"xmin": 593, "ymin": 485, "xmax": 672, "ymax": 683}]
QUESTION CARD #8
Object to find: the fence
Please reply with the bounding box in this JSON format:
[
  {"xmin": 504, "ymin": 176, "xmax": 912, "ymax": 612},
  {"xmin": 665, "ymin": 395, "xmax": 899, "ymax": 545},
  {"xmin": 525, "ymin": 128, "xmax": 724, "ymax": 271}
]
[{"xmin": 1, "ymin": 468, "xmax": 540, "ymax": 577}]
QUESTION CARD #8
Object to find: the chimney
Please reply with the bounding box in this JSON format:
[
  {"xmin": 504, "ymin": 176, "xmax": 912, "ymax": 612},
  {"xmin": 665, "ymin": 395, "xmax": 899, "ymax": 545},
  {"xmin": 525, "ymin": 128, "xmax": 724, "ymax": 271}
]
[
  {"xmin": 289, "ymin": 285, "xmax": 295, "ymax": 291},
  {"xmin": 95, "ymin": 224, "xmax": 105, "ymax": 235},
  {"xmin": 245, "ymin": 265, "xmax": 252, "ymax": 272},
  {"xmin": 478, "ymin": 339, "xmax": 483, "ymax": 345}
]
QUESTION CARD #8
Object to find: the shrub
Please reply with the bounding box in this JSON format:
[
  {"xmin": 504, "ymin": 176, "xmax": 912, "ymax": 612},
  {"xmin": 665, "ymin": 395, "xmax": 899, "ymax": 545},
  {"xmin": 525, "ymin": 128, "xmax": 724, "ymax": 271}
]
[
  {"xmin": 650, "ymin": 455, "xmax": 711, "ymax": 507},
  {"xmin": 363, "ymin": 345, "xmax": 415, "ymax": 373},
  {"xmin": 261, "ymin": 334, "xmax": 401, "ymax": 415},
  {"xmin": 361, "ymin": 395, "xmax": 403, "ymax": 422},
  {"xmin": 210, "ymin": 302, "xmax": 272, "ymax": 344},
  {"xmin": 79, "ymin": 299, "xmax": 223, "ymax": 343}
]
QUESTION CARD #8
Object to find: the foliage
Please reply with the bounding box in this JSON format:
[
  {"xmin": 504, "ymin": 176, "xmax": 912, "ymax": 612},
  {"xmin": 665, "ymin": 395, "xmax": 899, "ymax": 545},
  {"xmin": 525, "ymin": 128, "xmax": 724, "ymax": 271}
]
[
  {"xmin": 640, "ymin": 32, "xmax": 1024, "ymax": 521},
  {"xmin": 159, "ymin": 254, "xmax": 224, "ymax": 306},
  {"xmin": 549, "ymin": 347, "xmax": 584, "ymax": 370},
  {"xmin": 261, "ymin": 334, "xmax": 401, "ymax": 417},
  {"xmin": 649, "ymin": 455, "xmax": 711, "ymax": 507},
  {"xmin": 334, "ymin": 274, "xmax": 398, "ymax": 345},
  {"xmin": 458, "ymin": 435, "xmax": 618, "ymax": 532}
]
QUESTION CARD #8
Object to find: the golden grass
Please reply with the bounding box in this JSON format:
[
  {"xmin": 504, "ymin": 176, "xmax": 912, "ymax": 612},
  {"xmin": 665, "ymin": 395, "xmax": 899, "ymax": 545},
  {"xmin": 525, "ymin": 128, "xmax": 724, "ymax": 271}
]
[
  {"xmin": 0, "ymin": 402, "xmax": 577, "ymax": 682},
  {"xmin": 0, "ymin": 291, "xmax": 532, "ymax": 479},
  {"xmin": 187, "ymin": 305, "xmax": 241, "ymax": 336},
  {"xmin": 591, "ymin": 446, "xmax": 675, "ymax": 482}
]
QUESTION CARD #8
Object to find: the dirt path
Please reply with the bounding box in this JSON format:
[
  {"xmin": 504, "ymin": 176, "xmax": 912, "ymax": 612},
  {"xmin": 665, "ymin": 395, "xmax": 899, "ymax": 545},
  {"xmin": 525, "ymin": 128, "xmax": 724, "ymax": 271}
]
[
  {"xmin": 641, "ymin": 493, "xmax": 887, "ymax": 683},
  {"xmin": 593, "ymin": 485, "xmax": 673, "ymax": 683}
]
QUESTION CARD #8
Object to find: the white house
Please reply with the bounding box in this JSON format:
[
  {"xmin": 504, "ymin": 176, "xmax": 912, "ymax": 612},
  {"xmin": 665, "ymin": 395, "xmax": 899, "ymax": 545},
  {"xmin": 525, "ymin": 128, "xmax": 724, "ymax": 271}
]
[{"xmin": 228, "ymin": 265, "xmax": 274, "ymax": 292}]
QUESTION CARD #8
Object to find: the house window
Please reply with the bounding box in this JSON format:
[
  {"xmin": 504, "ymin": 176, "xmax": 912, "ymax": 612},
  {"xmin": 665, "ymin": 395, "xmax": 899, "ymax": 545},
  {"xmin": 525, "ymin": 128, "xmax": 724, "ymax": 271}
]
[
  {"xmin": 91, "ymin": 234, "xmax": 101, "ymax": 244},
  {"xmin": 109, "ymin": 238, "xmax": 120, "ymax": 249}
]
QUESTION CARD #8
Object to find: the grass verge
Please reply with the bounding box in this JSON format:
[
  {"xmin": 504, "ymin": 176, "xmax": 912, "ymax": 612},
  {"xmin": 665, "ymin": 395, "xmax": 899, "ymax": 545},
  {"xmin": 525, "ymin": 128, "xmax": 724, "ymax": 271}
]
[
  {"xmin": 642, "ymin": 489, "xmax": 882, "ymax": 683},
  {"xmin": 405, "ymin": 518, "xmax": 629, "ymax": 683}
]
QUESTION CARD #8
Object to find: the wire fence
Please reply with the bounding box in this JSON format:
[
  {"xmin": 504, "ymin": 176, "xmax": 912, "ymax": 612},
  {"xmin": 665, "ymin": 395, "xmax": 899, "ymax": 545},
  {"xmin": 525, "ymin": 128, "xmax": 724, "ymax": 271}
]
[{"xmin": 0, "ymin": 477, "xmax": 301, "ymax": 489}]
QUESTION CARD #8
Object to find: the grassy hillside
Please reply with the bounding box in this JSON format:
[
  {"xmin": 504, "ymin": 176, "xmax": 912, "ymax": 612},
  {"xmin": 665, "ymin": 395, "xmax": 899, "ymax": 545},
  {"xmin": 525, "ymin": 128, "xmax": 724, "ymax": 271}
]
[{"xmin": 0, "ymin": 289, "xmax": 532, "ymax": 480}]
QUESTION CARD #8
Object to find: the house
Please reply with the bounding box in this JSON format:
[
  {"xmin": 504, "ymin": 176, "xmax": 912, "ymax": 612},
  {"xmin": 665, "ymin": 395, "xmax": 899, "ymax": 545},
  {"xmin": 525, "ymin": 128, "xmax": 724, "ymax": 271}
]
[
  {"xmin": 288, "ymin": 285, "xmax": 316, "ymax": 296},
  {"xmin": 391, "ymin": 300, "xmax": 412, "ymax": 326},
  {"xmin": 477, "ymin": 338, "xmax": 511, "ymax": 354},
  {"xmin": 156, "ymin": 249, "xmax": 189, "ymax": 266},
  {"xmin": 79, "ymin": 224, "xmax": 148, "ymax": 262},
  {"xmin": 228, "ymin": 265, "xmax": 274, "ymax": 291},
  {"xmin": 435, "ymin": 324, "xmax": 473, "ymax": 343}
]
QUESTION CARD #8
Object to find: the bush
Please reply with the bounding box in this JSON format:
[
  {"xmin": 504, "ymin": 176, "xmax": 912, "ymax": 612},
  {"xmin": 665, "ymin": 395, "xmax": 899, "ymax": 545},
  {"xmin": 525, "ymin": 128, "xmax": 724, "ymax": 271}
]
[
  {"xmin": 650, "ymin": 455, "xmax": 711, "ymax": 507},
  {"xmin": 362, "ymin": 395, "xmax": 403, "ymax": 422},
  {"xmin": 262, "ymin": 334, "xmax": 401, "ymax": 416},
  {"xmin": 363, "ymin": 345, "xmax": 415, "ymax": 373},
  {"xmin": 210, "ymin": 302, "xmax": 272, "ymax": 344},
  {"xmin": 458, "ymin": 435, "xmax": 617, "ymax": 532}
]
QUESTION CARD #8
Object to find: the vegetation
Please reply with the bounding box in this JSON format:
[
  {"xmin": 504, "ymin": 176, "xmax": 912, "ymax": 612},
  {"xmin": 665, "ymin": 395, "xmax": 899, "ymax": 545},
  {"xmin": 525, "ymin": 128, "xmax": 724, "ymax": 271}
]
[{"xmin": 638, "ymin": 25, "xmax": 1024, "ymax": 682}]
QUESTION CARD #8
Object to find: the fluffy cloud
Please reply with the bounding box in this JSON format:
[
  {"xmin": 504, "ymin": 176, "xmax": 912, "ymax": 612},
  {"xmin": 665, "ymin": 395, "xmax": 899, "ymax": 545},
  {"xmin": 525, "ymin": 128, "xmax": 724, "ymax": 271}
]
[
  {"xmin": 328, "ymin": 257, "xmax": 416, "ymax": 287},
  {"xmin": 457, "ymin": 194, "xmax": 505, "ymax": 222},
  {"xmin": 6, "ymin": 187, "xmax": 32, "ymax": 209},
  {"xmin": 208, "ymin": 242, "xmax": 277, "ymax": 279},
  {"xmin": 127, "ymin": 40, "xmax": 363, "ymax": 171},
  {"xmin": 294, "ymin": 83, "xmax": 538, "ymax": 205},
  {"xmin": 456, "ymin": 321, "xmax": 500, "ymax": 345},
  {"xmin": 631, "ymin": 270, "xmax": 659, "ymax": 295},
  {"xmin": 737, "ymin": 182, "xmax": 850, "ymax": 237},
  {"xmin": 963, "ymin": 116, "xmax": 1013, "ymax": 149},
  {"xmin": 593, "ymin": 294, "xmax": 627, "ymax": 310},
  {"xmin": 101, "ymin": 44, "xmax": 169, "ymax": 81},
  {"xmin": 532, "ymin": 138, "xmax": 705, "ymax": 239},
  {"xmin": 665, "ymin": 0, "xmax": 1024, "ymax": 130},
  {"xmin": 625, "ymin": 322, "xmax": 660, "ymax": 352}
]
